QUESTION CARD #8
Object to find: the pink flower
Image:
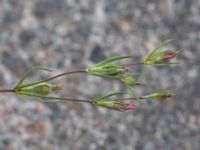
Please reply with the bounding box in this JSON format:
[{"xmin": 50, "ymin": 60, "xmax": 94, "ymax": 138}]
[
  {"xmin": 128, "ymin": 103, "xmax": 137, "ymax": 111},
  {"xmin": 160, "ymin": 51, "xmax": 177, "ymax": 62}
]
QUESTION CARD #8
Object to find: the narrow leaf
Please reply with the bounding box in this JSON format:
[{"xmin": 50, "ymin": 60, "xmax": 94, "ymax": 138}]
[
  {"xmin": 15, "ymin": 67, "xmax": 52, "ymax": 88},
  {"xmin": 144, "ymin": 39, "xmax": 173, "ymax": 62},
  {"xmin": 17, "ymin": 92, "xmax": 64, "ymax": 103},
  {"xmin": 99, "ymin": 92, "xmax": 125, "ymax": 100},
  {"xmin": 96, "ymin": 56, "xmax": 136, "ymax": 67}
]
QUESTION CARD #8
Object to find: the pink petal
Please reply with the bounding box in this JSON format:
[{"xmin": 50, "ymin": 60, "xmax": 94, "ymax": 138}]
[{"xmin": 129, "ymin": 104, "xmax": 136, "ymax": 110}]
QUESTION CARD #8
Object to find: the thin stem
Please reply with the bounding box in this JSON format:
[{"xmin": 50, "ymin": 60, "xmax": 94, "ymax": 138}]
[
  {"xmin": 0, "ymin": 89, "xmax": 15, "ymax": 93},
  {"xmin": 44, "ymin": 70, "xmax": 87, "ymax": 81},
  {"xmin": 44, "ymin": 96, "xmax": 92, "ymax": 103},
  {"xmin": 18, "ymin": 70, "xmax": 87, "ymax": 88}
]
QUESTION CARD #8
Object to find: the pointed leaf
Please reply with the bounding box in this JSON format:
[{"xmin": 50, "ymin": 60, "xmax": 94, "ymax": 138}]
[
  {"xmin": 153, "ymin": 62, "xmax": 177, "ymax": 67},
  {"xmin": 15, "ymin": 67, "xmax": 52, "ymax": 88},
  {"xmin": 17, "ymin": 92, "xmax": 64, "ymax": 103},
  {"xmin": 96, "ymin": 56, "xmax": 136, "ymax": 67},
  {"xmin": 98, "ymin": 92, "xmax": 125, "ymax": 100},
  {"xmin": 144, "ymin": 39, "xmax": 173, "ymax": 62}
]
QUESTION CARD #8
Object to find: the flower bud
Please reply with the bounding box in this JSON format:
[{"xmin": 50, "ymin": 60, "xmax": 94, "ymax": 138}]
[
  {"xmin": 159, "ymin": 51, "xmax": 177, "ymax": 62},
  {"xmin": 144, "ymin": 50, "xmax": 177, "ymax": 66},
  {"xmin": 51, "ymin": 83, "xmax": 64, "ymax": 90},
  {"xmin": 120, "ymin": 76, "xmax": 136, "ymax": 86},
  {"xmin": 87, "ymin": 55, "xmax": 135, "ymax": 79},
  {"xmin": 93, "ymin": 98, "xmax": 137, "ymax": 111},
  {"xmin": 20, "ymin": 82, "xmax": 63, "ymax": 96},
  {"xmin": 143, "ymin": 90, "xmax": 175, "ymax": 101},
  {"xmin": 87, "ymin": 63, "xmax": 124, "ymax": 79}
]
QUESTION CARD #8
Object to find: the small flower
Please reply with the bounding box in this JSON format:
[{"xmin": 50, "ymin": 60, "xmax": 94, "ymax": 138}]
[
  {"xmin": 159, "ymin": 50, "xmax": 177, "ymax": 62},
  {"xmin": 128, "ymin": 103, "xmax": 137, "ymax": 110},
  {"xmin": 143, "ymin": 40, "xmax": 178, "ymax": 66},
  {"xmin": 92, "ymin": 92, "xmax": 137, "ymax": 111},
  {"xmin": 93, "ymin": 99, "xmax": 136, "ymax": 111},
  {"xmin": 144, "ymin": 50, "xmax": 177, "ymax": 66},
  {"xmin": 143, "ymin": 90, "xmax": 175, "ymax": 101}
]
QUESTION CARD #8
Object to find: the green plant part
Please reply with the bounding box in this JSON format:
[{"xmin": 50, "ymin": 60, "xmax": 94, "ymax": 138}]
[
  {"xmin": 87, "ymin": 56, "xmax": 135, "ymax": 79},
  {"xmin": 16, "ymin": 82, "xmax": 63, "ymax": 96},
  {"xmin": 143, "ymin": 90, "xmax": 175, "ymax": 100},
  {"xmin": 91, "ymin": 92, "xmax": 137, "ymax": 111},
  {"xmin": 11, "ymin": 67, "xmax": 65, "ymax": 102},
  {"xmin": 14, "ymin": 67, "xmax": 52, "ymax": 89},
  {"xmin": 120, "ymin": 76, "xmax": 142, "ymax": 86},
  {"xmin": 92, "ymin": 99, "xmax": 135, "ymax": 111},
  {"xmin": 0, "ymin": 40, "xmax": 178, "ymax": 111},
  {"xmin": 143, "ymin": 39, "xmax": 178, "ymax": 66}
]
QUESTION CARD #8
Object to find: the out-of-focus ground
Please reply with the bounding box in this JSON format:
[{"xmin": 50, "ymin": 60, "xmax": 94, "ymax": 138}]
[{"xmin": 0, "ymin": 0, "xmax": 200, "ymax": 150}]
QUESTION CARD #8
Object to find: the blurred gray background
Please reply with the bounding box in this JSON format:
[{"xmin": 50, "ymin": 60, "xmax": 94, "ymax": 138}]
[{"xmin": 0, "ymin": 0, "xmax": 199, "ymax": 150}]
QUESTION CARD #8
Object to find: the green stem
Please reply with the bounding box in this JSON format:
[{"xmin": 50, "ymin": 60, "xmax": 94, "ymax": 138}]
[
  {"xmin": 17, "ymin": 70, "xmax": 87, "ymax": 89},
  {"xmin": 44, "ymin": 96, "xmax": 92, "ymax": 103}
]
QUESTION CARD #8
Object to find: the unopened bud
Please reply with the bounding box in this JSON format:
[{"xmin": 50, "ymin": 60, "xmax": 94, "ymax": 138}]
[
  {"xmin": 93, "ymin": 98, "xmax": 137, "ymax": 111},
  {"xmin": 87, "ymin": 64, "xmax": 124, "ymax": 78},
  {"xmin": 20, "ymin": 82, "xmax": 63, "ymax": 96},
  {"xmin": 160, "ymin": 51, "xmax": 177, "ymax": 61},
  {"xmin": 120, "ymin": 76, "xmax": 136, "ymax": 86},
  {"xmin": 52, "ymin": 83, "xmax": 64, "ymax": 90},
  {"xmin": 143, "ymin": 90, "xmax": 175, "ymax": 101}
]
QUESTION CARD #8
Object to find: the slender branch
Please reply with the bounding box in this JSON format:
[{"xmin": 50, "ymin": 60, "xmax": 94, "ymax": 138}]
[
  {"xmin": 43, "ymin": 96, "xmax": 92, "ymax": 103},
  {"xmin": 16, "ymin": 91, "xmax": 92, "ymax": 103},
  {"xmin": 17, "ymin": 70, "xmax": 87, "ymax": 88},
  {"xmin": 0, "ymin": 89, "xmax": 15, "ymax": 93},
  {"xmin": 43, "ymin": 70, "xmax": 87, "ymax": 81}
]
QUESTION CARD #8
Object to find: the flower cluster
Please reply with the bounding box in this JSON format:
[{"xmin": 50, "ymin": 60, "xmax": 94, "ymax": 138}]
[{"xmin": 0, "ymin": 40, "xmax": 178, "ymax": 112}]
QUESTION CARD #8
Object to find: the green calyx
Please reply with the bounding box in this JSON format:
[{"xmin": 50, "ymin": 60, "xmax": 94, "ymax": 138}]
[
  {"xmin": 143, "ymin": 39, "xmax": 177, "ymax": 66},
  {"xmin": 13, "ymin": 66, "xmax": 64, "ymax": 102},
  {"xmin": 87, "ymin": 55, "xmax": 136, "ymax": 79},
  {"xmin": 87, "ymin": 63, "xmax": 124, "ymax": 79},
  {"xmin": 92, "ymin": 92, "xmax": 131, "ymax": 111},
  {"xmin": 143, "ymin": 90, "xmax": 174, "ymax": 100},
  {"xmin": 120, "ymin": 76, "xmax": 136, "ymax": 86},
  {"xmin": 18, "ymin": 82, "xmax": 62, "ymax": 96}
]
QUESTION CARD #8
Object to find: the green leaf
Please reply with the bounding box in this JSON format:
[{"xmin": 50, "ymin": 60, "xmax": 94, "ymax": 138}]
[
  {"xmin": 98, "ymin": 92, "xmax": 125, "ymax": 100},
  {"xmin": 153, "ymin": 62, "xmax": 177, "ymax": 67},
  {"xmin": 127, "ymin": 86, "xmax": 140, "ymax": 101},
  {"xmin": 96, "ymin": 56, "xmax": 136, "ymax": 67},
  {"xmin": 15, "ymin": 67, "xmax": 52, "ymax": 88},
  {"xmin": 120, "ymin": 76, "xmax": 136, "ymax": 86},
  {"xmin": 17, "ymin": 92, "xmax": 64, "ymax": 103}
]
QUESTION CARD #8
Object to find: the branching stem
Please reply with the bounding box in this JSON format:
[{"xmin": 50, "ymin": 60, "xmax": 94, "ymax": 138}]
[
  {"xmin": 0, "ymin": 89, "xmax": 15, "ymax": 93},
  {"xmin": 18, "ymin": 70, "xmax": 87, "ymax": 88}
]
